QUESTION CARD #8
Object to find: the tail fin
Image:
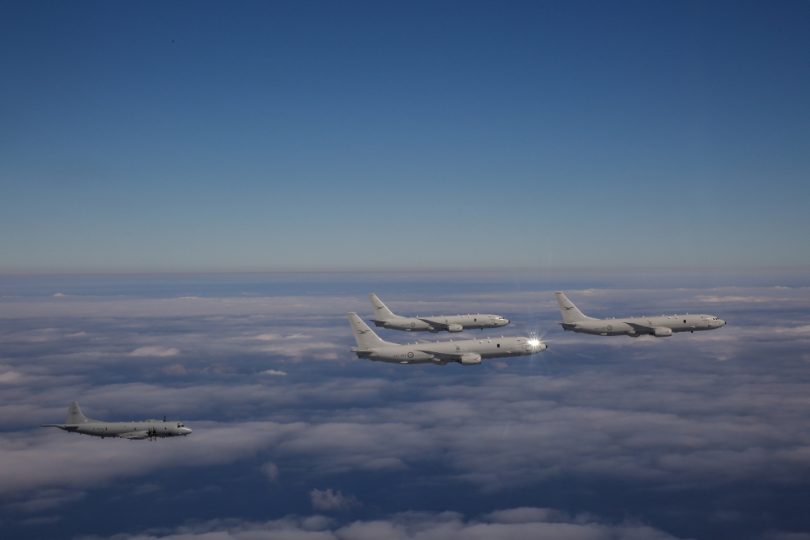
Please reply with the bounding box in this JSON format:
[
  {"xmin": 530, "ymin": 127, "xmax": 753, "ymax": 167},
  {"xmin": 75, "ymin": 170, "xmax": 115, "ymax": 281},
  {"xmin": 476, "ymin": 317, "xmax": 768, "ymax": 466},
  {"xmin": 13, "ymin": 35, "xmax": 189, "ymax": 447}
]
[
  {"xmin": 66, "ymin": 401, "xmax": 89, "ymax": 424},
  {"xmin": 369, "ymin": 293, "xmax": 396, "ymax": 321},
  {"xmin": 347, "ymin": 312, "xmax": 388, "ymax": 350},
  {"xmin": 555, "ymin": 292, "xmax": 590, "ymax": 323}
]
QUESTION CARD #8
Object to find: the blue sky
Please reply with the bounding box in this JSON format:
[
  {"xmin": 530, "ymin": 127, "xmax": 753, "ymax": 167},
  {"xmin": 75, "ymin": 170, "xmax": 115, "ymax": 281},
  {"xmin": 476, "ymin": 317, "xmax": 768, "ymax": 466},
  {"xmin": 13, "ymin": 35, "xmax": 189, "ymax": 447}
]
[{"xmin": 2, "ymin": 1, "xmax": 809, "ymax": 271}]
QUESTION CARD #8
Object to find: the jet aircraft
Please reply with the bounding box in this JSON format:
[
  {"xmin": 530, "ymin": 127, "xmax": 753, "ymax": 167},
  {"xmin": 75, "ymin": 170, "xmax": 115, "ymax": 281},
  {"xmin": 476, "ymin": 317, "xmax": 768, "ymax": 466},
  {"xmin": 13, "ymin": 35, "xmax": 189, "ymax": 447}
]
[
  {"xmin": 555, "ymin": 291, "xmax": 726, "ymax": 337},
  {"xmin": 41, "ymin": 401, "xmax": 192, "ymax": 440},
  {"xmin": 368, "ymin": 293, "xmax": 509, "ymax": 332},
  {"xmin": 348, "ymin": 312, "xmax": 545, "ymax": 365}
]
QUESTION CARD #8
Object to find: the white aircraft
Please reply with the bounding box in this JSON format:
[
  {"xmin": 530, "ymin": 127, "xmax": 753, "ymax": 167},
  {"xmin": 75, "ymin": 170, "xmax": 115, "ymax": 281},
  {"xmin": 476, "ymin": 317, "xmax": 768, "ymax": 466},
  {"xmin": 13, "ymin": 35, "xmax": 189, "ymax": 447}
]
[
  {"xmin": 348, "ymin": 312, "xmax": 545, "ymax": 365},
  {"xmin": 369, "ymin": 293, "xmax": 509, "ymax": 332},
  {"xmin": 555, "ymin": 292, "xmax": 726, "ymax": 337},
  {"xmin": 41, "ymin": 402, "xmax": 192, "ymax": 440}
]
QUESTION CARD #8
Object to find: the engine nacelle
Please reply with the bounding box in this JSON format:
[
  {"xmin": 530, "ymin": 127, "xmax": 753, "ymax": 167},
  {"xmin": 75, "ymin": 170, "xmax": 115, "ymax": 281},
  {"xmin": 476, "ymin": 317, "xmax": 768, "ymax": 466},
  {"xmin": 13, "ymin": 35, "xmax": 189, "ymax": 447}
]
[
  {"xmin": 653, "ymin": 327, "xmax": 673, "ymax": 337},
  {"xmin": 447, "ymin": 324, "xmax": 463, "ymax": 332},
  {"xmin": 460, "ymin": 352, "xmax": 482, "ymax": 365}
]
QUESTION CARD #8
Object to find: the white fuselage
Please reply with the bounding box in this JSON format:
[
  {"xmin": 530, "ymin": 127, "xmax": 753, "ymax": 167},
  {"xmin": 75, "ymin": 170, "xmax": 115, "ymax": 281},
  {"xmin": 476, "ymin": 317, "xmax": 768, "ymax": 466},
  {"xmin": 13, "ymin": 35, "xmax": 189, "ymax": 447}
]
[
  {"xmin": 373, "ymin": 314, "xmax": 509, "ymax": 332},
  {"xmin": 563, "ymin": 314, "xmax": 726, "ymax": 337},
  {"xmin": 356, "ymin": 335, "xmax": 546, "ymax": 364},
  {"xmin": 58, "ymin": 420, "xmax": 192, "ymax": 439}
]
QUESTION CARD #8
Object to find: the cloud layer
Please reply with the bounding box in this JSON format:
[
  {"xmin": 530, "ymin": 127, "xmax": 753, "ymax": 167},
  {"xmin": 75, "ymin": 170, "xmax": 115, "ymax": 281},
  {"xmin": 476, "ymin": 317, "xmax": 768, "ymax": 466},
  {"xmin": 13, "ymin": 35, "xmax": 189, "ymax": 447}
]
[
  {"xmin": 2, "ymin": 274, "xmax": 810, "ymax": 539},
  {"xmin": 82, "ymin": 506, "xmax": 684, "ymax": 540}
]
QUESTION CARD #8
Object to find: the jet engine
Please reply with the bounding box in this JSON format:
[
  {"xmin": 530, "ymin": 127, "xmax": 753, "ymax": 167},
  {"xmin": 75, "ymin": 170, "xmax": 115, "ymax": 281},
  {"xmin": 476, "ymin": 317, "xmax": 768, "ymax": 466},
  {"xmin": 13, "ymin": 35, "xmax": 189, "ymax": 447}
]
[
  {"xmin": 460, "ymin": 352, "xmax": 482, "ymax": 365},
  {"xmin": 447, "ymin": 324, "xmax": 464, "ymax": 332},
  {"xmin": 653, "ymin": 327, "xmax": 673, "ymax": 337}
]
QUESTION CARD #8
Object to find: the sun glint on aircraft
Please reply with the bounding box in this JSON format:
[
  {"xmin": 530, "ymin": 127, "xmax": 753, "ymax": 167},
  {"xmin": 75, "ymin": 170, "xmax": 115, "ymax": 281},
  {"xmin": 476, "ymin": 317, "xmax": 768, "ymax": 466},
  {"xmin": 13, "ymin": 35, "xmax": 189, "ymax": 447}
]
[
  {"xmin": 555, "ymin": 292, "xmax": 726, "ymax": 337},
  {"xmin": 348, "ymin": 312, "xmax": 545, "ymax": 365}
]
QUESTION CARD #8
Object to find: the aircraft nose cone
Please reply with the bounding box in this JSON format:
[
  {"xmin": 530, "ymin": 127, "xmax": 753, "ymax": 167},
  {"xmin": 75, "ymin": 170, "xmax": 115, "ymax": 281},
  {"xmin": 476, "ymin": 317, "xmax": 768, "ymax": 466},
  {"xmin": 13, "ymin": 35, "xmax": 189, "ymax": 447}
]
[{"xmin": 180, "ymin": 427, "xmax": 192, "ymax": 435}]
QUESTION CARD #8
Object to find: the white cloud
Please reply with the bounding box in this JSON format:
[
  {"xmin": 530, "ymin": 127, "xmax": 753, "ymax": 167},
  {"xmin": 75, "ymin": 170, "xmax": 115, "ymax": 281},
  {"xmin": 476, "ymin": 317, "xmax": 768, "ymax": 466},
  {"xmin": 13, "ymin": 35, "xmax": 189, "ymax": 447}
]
[
  {"xmin": 0, "ymin": 421, "xmax": 293, "ymax": 498},
  {"xmin": 162, "ymin": 363, "xmax": 188, "ymax": 375},
  {"xmin": 310, "ymin": 488, "xmax": 361, "ymax": 511},
  {"xmin": 696, "ymin": 295, "xmax": 770, "ymax": 303},
  {"xmin": 253, "ymin": 333, "xmax": 282, "ymax": 341},
  {"xmin": 5, "ymin": 282, "xmax": 810, "ymax": 533},
  {"xmin": 0, "ymin": 369, "xmax": 24, "ymax": 384},
  {"xmin": 260, "ymin": 369, "xmax": 288, "ymax": 377},
  {"xmin": 253, "ymin": 333, "xmax": 310, "ymax": 341},
  {"xmin": 261, "ymin": 462, "xmax": 279, "ymax": 482},
  {"xmin": 258, "ymin": 341, "xmax": 340, "ymax": 361},
  {"xmin": 772, "ymin": 325, "xmax": 810, "ymax": 337},
  {"xmin": 82, "ymin": 507, "xmax": 685, "ymax": 539},
  {"xmin": 129, "ymin": 346, "xmax": 180, "ymax": 357}
]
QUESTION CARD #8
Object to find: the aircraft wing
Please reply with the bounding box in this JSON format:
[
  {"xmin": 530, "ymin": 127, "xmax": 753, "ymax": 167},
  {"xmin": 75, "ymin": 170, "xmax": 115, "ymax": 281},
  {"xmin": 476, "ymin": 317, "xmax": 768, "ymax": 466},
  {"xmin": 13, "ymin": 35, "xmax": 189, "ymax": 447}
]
[
  {"xmin": 118, "ymin": 431, "xmax": 150, "ymax": 440},
  {"xmin": 626, "ymin": 322, "xmax": 653, "ymax": 334},
  {"xmin": 417, "ymin": 349, "xmax": 482, "ymax": 364},
  {"xmin": 417, "ymin": 348, "xmax": 457, "ymax": 360},
  {"xmin": 626, "ymin": 322, "xmax": 672, "ymax": 337},
  {"xmin": 418, "ymin": 318, "xmax": 463, "ymax": 332}
]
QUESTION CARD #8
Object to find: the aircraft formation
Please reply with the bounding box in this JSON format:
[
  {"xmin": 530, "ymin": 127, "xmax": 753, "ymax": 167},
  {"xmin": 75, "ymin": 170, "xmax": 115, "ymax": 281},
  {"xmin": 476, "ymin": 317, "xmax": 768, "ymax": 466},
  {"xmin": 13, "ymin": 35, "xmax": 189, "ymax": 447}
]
[
  {"xmin": 347, "ymin": 291, "xmax": 725, "ymax": 366},
  {"xmin": 43, "ymin": 289, "xmax": 725, "ymax": 439}
]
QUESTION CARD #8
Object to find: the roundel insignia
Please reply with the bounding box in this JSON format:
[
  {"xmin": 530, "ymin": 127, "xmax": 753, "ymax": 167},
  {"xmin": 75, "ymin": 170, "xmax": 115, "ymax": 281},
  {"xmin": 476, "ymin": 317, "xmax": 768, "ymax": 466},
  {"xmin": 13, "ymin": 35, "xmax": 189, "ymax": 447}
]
[
  {"xmin": 607, "ymin": 325, "xmax": 613, "ymax": 332},
  {"xmin": 407, "ymin": 352, "xmax": 414, "ymax": 358}
]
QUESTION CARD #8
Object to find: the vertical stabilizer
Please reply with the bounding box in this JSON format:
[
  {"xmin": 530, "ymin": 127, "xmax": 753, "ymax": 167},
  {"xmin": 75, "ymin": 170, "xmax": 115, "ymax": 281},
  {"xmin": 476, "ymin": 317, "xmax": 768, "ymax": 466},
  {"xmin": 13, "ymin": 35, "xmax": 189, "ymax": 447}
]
[
  {"xmin": 347, "ymin": 312, "xmax": 388, "ymax": 350},
  {"xmin": 66, "ymin": 401, "xmax": 89, "ymax": 424},
  {"xmin": 555, "ymin": 292, "xmax": 591, "ymax": 323},
  {"xmin": 369, "ymin": 293, "xmax": 396, "ymax": 321}
]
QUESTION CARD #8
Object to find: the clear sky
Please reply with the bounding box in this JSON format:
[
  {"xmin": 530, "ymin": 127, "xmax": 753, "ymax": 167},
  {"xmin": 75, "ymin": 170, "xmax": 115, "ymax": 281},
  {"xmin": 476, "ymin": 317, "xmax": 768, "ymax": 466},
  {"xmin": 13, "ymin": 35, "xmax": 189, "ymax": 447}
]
[{"xmin": 2, "ymin": 0, "xmax": 808, "ymax": 271}]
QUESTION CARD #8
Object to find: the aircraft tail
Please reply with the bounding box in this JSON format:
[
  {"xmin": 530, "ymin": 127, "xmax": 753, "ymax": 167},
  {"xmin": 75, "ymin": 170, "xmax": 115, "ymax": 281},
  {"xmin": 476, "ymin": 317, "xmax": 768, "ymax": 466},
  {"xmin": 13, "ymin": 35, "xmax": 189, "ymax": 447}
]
[
  {"xmin": 66, "ymin": 401, "xmax": 89, "ymax": 424},
  {"xmin": 369, "ymin": 293, "xmax": 396, "ymax": 321},
  {"xmin": 347, "ymin": 312, "xmax": 388, "ymax": 350},
  {"xmin": 555, "ymin": 292, "xmax": 590, "ymax": 323}
]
